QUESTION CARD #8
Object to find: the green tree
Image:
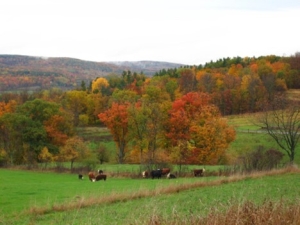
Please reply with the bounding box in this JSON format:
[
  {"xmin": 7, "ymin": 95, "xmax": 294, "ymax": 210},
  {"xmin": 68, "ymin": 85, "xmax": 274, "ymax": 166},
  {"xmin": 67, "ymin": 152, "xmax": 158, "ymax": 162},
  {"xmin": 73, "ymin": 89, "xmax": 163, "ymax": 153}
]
[
  {"xmin": 0, "ymin": 113, "xmax": 47, "ymax": 165},
  {"xmin": 17, "ymin": 98, "xmax": 60, "ymax": 122},
  {"xmin": 96, "ymin": 143, "xmax": 109, "ymax": 164}
]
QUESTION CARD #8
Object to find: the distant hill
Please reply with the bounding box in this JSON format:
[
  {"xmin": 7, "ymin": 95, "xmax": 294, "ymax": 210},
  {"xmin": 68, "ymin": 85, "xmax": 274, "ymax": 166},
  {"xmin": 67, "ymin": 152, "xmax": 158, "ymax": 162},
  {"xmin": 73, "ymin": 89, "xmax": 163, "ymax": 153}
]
[
  {"xmin": 109, "ymin": 61, "xmax": 185, "ymax": 74},
  {"xmin": 0, "ymin": 55, "xmax": 184, "ymax": 92}
]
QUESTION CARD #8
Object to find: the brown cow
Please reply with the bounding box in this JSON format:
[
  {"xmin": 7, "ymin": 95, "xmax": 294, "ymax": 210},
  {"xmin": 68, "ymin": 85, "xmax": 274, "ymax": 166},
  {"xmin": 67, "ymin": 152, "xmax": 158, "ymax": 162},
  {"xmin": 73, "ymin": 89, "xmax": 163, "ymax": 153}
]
[
  {"xmin": 88, "ymin": 172, "xmax": 96, "ymax": 182},
  {"xmin": 95, "ymin": 174, "xmax": 107, "ymax": 181},
  {"xmin": 193, "ymin": 168, "xmax": 205, "ymax": 177},
  {"xmin": 161, "ymin": 168, "xmax": 170, "ymax": 176},
  {"xmin": 142, "ymin": 171, "xmax": 149, "ymax": 178}
]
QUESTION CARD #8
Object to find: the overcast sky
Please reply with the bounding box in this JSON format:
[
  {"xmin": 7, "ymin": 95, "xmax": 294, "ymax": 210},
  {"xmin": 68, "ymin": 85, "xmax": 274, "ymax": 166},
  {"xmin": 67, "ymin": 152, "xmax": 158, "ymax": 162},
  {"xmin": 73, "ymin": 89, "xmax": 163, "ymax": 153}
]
[{"xmin": 1, "ymin": 0, "xmax": 300, "ymax": 65}]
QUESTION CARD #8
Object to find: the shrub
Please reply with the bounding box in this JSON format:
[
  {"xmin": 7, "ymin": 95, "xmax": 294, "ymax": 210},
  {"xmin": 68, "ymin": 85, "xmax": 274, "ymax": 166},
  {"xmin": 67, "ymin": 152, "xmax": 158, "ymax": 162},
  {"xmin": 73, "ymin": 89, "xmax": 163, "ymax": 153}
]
[{"xmin": 236, "ymin": 146, "xmax": 284, "ymax": 172}]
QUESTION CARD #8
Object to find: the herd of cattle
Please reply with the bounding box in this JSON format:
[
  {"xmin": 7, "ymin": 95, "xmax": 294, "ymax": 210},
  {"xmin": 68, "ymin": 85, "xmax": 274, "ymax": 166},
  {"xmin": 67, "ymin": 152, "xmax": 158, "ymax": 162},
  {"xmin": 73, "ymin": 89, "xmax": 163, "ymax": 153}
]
[{"xmin": 78, "ymin": 168, "xmax": 205, "ymax": 181}]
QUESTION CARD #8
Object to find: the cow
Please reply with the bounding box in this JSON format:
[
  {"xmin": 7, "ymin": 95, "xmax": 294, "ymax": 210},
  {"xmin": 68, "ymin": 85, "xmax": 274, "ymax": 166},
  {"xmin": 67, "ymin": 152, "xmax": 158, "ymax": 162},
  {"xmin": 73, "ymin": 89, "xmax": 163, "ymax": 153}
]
[
  {"xmin": 95, "ymin": 174, "xmax": 107, "ymax": 181},
  {"xmin": 161, "ymin": 168, "xmax": 170, "ymax": 176},
  {"xmin": 78, "ymin": 174, "xmax": 84, "ymax": 180},
  {"xmin": 151, "ymin": 169, "xmax": 162, "ymax": 179},
  {"xmin": 88, "ymin": 172, "xmax": 96, "ymax": 182},
  {"xmin": 166, "ymin": 173, "xmax": 176, "ymax": 179},
  {"xmin": 98, "ymin": 169, "xmax": 103, "ymax": 174},
  {"xmin": 142, "ymin": 170, "xmax": 149, "ymax": 178},
  {"xmin": 193, "ymin": 168, "xmax": 205, "ymax": 177}
]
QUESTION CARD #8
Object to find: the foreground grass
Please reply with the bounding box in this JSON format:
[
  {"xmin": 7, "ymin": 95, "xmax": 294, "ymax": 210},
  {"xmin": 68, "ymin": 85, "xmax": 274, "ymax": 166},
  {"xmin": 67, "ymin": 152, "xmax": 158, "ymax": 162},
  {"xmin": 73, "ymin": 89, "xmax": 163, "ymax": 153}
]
[
  {"xmin": 0, "ymin": 169, "xmax": 217, "ymax": 216},
  {"xmin": 2, "ymin": 167, "xmax": 300, "ymax": 224}
]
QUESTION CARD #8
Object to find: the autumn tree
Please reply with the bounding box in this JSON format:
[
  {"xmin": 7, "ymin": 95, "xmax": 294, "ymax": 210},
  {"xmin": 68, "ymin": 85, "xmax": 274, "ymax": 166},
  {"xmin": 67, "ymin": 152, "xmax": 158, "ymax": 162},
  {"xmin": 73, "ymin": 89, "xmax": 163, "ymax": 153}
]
[
  {"xmin": 43, "ymin": 113, "xmax": 73, "ymax": 148},
  {"xmin": 98, "ymin": 103, "xmax": 130, "ymax": 164},
  {"xmin": 178, "ymin": 68, "xmax": 197, "ymax": 94},
  {"xmin": 0, "ymin": 100, "xmax": 17, "ymax": 117},
  {"xmin": 166, "ymin": 92, "xmax": 235, "ymax": 165},
  {"xmin": 38, "ymin": 146, "xmax": 54, "ymax": 168},
  {"xmin": 86, "ymin": 93, "xmax": 109, "ymax": 125},
  {"xmin": 58, "ymin": 136, "xmax": 90, "ymax": 170},
  {"xmin": 62, "ymin": 90, "xmax": 87, "ymax": 126},
  {"xmin": 140, "ymin": 84, "xmax": 171, "ymax": 165},
  {"xmin": 127, "ymin": 102, "xmax": 149, "ymax": 164},
  {"xmin": 91, "ymin": 77, "xmax": 109, "ymax": 94},
  {"xmin": 240, "ymin": 74, "xmax": 266, "ymax": 112}
]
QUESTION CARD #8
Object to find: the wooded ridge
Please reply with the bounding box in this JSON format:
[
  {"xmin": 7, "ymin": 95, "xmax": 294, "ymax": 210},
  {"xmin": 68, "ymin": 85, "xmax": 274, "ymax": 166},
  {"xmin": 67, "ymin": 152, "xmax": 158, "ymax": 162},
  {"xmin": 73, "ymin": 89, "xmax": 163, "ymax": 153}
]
[{"xmin": 0, "ymin": 54, "xmax": 184, "ymax": 91}]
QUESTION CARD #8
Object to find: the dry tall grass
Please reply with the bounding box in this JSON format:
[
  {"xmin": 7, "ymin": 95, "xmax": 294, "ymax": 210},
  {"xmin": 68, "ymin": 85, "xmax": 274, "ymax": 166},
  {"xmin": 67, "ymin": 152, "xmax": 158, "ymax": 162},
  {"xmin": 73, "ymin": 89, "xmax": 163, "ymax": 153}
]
[{"xmin": 140, "ymin": 199, "xmax": 300, "ymax": 225}]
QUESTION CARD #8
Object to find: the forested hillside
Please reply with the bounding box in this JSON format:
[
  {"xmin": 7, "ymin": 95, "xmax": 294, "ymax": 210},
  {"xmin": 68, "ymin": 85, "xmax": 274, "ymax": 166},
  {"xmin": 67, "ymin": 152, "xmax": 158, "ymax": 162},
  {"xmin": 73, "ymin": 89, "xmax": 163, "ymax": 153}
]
[
  {"xmin": 0, "ymin": 53, "xmax": 299, "ymax": 168},
  {"xmin": 0, "ymin": 55, "xmax": 183, "ymax": 91}
]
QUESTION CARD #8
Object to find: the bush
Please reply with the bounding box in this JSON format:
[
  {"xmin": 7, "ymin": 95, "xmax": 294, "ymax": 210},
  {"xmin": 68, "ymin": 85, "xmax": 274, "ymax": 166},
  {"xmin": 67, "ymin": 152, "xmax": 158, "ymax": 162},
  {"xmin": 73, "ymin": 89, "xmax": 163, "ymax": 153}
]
[{"xmin": 236, "ymin": 146, "xmax": 284, "ymax": 172}]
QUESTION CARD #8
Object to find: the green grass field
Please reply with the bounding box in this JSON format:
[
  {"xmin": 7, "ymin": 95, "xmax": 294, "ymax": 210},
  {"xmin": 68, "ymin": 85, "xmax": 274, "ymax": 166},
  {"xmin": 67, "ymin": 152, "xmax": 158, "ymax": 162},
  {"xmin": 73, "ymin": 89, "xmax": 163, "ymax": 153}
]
[{"xmin": 1, "ymin": 168, "xmax": 300, "ymax": 224}]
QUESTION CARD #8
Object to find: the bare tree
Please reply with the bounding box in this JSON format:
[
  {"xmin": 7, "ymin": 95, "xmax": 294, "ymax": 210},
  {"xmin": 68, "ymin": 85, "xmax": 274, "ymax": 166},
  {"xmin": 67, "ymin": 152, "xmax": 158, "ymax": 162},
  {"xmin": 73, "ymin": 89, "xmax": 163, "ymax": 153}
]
[{"xmin": 257, "ymin": 96, "xmax": 300, "ymax": 163}]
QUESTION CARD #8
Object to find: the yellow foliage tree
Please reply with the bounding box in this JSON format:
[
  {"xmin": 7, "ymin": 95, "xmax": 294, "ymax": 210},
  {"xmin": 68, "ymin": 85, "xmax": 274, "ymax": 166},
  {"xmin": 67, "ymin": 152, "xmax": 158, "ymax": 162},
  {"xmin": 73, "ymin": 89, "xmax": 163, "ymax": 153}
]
[
  {"xmin": 38, "ymin": 147, "xmax": 53, "ymax": 168},
  {"xmin": 57, "ymin": 136, "xmax": 90, "ymax": 170},
  {"xmin": 191, "ymin": 116, "xmax": 236, "ymax": 164},
  {"xmin": 92, "ymin": 77, "xmax": 109, "ymax": 93}
]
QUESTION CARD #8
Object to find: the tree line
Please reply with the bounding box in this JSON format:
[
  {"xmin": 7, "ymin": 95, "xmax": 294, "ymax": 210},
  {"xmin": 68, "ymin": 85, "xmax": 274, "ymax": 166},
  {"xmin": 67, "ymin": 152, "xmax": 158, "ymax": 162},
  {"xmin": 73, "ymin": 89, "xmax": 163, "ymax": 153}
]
[{"xmin": 0, "ymin": 53, "xmax": 299, "ymax": 169}]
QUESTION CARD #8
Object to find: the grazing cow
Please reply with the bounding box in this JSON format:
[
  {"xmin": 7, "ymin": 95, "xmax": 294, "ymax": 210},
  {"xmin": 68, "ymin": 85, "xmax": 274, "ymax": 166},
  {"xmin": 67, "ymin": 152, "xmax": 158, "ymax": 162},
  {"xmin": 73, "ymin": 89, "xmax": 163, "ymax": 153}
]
[
  {"xmin": 95, "ymin": 174, "xmax": 107, "ymax": 181},
  {"xmin": 142, "ymin": 170, "xmax": 149, "ymax": 178},
  {"xmin": 78, "ymin": 174, "xmax": 84, "ymax": 180},
  {"xmin": 98, "ymin": 169, "xmax": 103, "ymax": 174},
  {"xmin": 193, "ymin": 168, "xmax": 205, "ymax": 177},
  {"xmin": 161, "ymin": 168, "xmax": 171, "ymax": 176},
  {"xmin": 151, "ymin": 169, "xmax": 162, "ymax": 179},
  {"xmin": 167, "ymin": 173, "xmax": 176, "ymax": 179},
  {"xmin": 88, "ymin": 172, "xmax": 96, "ymax": 182}
]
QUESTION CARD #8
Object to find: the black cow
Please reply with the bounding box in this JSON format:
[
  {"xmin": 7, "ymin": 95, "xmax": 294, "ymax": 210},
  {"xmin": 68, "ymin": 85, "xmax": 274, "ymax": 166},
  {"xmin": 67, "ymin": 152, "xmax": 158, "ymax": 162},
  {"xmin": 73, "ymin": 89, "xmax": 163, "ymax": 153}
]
[
  {"xmin": 98, "ymin": 169, "xmax": 103, "ymax": 174},
  {"xmin": 167, "ymin": 173, "xmax": 176, "ymax": 179},
  {"xmin": 151, "ymin": 169, "xmax": 162, "ymax": 179},
  {"xmin": 78, "ymin": 174, "xmax": 83, "ymax": 180}
]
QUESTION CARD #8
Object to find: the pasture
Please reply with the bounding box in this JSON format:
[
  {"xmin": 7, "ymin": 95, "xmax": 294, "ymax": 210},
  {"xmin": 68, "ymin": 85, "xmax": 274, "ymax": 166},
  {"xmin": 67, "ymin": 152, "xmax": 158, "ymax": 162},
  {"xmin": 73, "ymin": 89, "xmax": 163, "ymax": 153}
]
[{"xmin": 1, "ymin": 168, "xmax": 300, "ymax": 224}]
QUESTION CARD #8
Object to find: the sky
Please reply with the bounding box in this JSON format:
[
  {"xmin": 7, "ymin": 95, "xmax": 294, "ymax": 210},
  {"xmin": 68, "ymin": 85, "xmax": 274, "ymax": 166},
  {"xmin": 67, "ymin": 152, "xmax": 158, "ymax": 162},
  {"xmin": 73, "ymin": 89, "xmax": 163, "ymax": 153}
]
[{"xmin": 0, "ymin": 0, "xmax": 300, "ymax": 65}]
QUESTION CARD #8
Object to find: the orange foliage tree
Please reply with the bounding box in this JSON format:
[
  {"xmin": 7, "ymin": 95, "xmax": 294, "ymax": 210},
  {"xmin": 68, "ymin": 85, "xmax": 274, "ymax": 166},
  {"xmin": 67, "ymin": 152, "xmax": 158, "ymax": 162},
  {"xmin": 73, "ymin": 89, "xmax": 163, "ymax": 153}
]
[
  {"xmin": 166, "ymin": 92, "xmax": 235, "ymax": 165},
  {"xmin": 98, "ymin": 103, "xmax": 129, "ymax": 164},
  {"xmin": 43, "ymin": 114, "xmax": 72, "ymax": 147},
  {"xmin": 0, "ymin": 100, "xmax": 17, "ymax": 117}
]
